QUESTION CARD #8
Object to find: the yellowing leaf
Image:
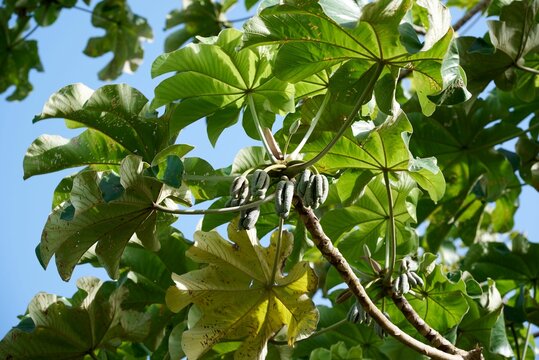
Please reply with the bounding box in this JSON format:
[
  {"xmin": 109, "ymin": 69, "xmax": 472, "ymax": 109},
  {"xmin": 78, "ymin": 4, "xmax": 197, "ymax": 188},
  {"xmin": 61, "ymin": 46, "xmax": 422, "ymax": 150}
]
[{"xmin": 165, "ymin": 220, "xmax": 319, "ymax": 359}]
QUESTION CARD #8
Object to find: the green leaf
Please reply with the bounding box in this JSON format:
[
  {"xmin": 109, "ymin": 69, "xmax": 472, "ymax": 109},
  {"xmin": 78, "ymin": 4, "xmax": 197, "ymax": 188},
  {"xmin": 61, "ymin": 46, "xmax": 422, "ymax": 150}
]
[
  {"xmin": 387, "ymin": 262, "xmax": 469, "ymax": 337},
  {"xmin": 457, "ymin": 280, "xmax": 513, "ymax": 358},
  {"xmin": 0, "ymin": 277, "xmax": 151, "ymax": 360},
  {"xmin": 231, "ymin": 146, "xmax": 268, "ymax": 174},
  {"xmin": 33, "ymin": 0, "xmax": 76, "ymax": 26},
  {"xmin": 23, "ymin": 130, "xmax": 130, "ymax": 179},
  {"xmin": 488, "ymin": 1, "xmax": 539, "ymax": 61},
  {"xmin": 409, "ymin": 102, "xmax": 521, "ymax": 250},
  {"xmin": 165, "ymin": 221, "xmax": 319, "ymax": 359},
  {"xmin": 38, "ymin": 155, "xmax": 190, "ymax": 281},
  {"xmin": 310, "ymin": 341, "xmax": 363, "ymax": 360},
  {"xmin": 302, "ymin": 111, "xmax": 445, "ymax": 201},
  {"xmin": 323, "ymin": 173, "xmax": 419, "ymax": 264},
  {"xmin": 32, "ymin": 83, "xmax": 171, "ymax": 164},
  {"xmin": 151, "ymin": 28, "xmax": 295, "ymax": 140},
  {"xmin": 84, "ymin": 0, "xmax": 153, "ymax": 80},
  {"xmin": 243, "ymin": 0, "xmax": 462, "ymax": 114},
  {"xmin": 164, "ymin": 0, "xmax": 228, "ymax": 52},
  {"xmin": 294, "ymin": 304, "xmax": 388, "ymax": 360},
  {"xmin": 462, "ymin": 240, "xmax": 539, "ymax": 289},
  {"xmin": 0, "ymin": 9, "xmax": 44, "ymax": 101},
  {"xmin": 183, "ymin": 157, "xmax": 233, "ymax": 202}
]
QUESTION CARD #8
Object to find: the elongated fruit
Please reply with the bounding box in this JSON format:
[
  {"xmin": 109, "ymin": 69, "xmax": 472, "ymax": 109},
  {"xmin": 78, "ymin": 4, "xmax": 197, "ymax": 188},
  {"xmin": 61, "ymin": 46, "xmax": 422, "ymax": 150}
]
[
  {"xmin": 250, "ymin": 169, "xmax": 270, "ymax": 200},
  {"xmin": 304, "ymin": 174, "xmax": 329, "ymax": 209},
  {"xmin": 275, "ymin": 176, "xmax": 294, "ymax": 218}
]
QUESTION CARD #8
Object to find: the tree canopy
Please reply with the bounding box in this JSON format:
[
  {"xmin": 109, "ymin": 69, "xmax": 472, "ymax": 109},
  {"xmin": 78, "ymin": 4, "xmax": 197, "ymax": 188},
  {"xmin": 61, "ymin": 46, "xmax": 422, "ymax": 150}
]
[{"xmin": 1, "ymin": 0, "xmax": 539, "ymax": 359}]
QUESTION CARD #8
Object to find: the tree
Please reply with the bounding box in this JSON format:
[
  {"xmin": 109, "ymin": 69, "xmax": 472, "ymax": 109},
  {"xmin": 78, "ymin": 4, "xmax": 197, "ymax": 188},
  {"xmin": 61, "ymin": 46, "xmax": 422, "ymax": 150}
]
[{"xmin": 1, "ymin": 0, "xmax": 539, "ymax": 359}]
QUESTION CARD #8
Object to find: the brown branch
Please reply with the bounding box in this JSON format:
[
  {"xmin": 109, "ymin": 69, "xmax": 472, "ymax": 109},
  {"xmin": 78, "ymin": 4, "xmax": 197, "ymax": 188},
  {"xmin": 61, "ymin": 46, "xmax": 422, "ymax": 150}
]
[
  {"xmin": 389, "ymin": 291, "xmax": 475, "ymax": 356},
  {"xmin": 294, "ymin": 198, "xmax": 483, "ymax": 360},
  {"xmin": 452, "ymin": 0, "xmax": 492, "ymax": 32}
]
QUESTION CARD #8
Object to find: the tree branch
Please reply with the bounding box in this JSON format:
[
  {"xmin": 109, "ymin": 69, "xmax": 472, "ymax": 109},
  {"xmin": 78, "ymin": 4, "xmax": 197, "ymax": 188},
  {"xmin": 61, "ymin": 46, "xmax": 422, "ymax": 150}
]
[
  {"xmin": 452, "ymin": 0, "xmax": 492, "ymax": 32},
  {"xmin": 294, "ymin": 198, "xmax": 483, "ymax": 360}
]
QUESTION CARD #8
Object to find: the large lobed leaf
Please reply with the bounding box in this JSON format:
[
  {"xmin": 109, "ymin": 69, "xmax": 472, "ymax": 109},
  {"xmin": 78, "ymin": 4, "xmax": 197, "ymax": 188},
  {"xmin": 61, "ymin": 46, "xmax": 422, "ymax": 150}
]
[
  {"xmin": 322, "ymin": 173, "xmax": 420, "ymax": 264},
  {"xmin": 302, "ymin": 111, "xmax": 446, "ymax": 202},
  {"xmin": 38, "ymin": 155, "xmax": 191, "ymax": 281},
  {"xmin": 164, "ymin": 0, "xmax": 231, "ymax": 52},
  {"xmin": 0, "ymin": 8, "xmax": 43, "ymax": 101},
  {"xmin": 25, "ymin": 83, "xmax": 175, "ymax": 179},
  {"xmin": 166, "ymin": 221, "xmax": 319, "ymax": 359},
  {"xmin": 151, "ymin": 28, "xmax": 295, "ymax": 143},
  {"xmin": 0, "ymin": 277, "xmax": 151, "ymax": 360},
  {"xmin": 243, "ymin": 0, "xmax": 469, "ymax": 115},
  {"xmin": 84, "ymin": 0, "xmax": 153, "ymax": 80}
]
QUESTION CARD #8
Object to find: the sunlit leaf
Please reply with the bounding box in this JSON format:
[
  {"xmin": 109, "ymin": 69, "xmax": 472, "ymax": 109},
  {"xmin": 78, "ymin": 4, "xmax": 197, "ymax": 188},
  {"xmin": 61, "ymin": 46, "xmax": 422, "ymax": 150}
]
[
  {"xmin": 165, "ymin": 221, "xmax": 319, "ymax": 359},
  {"xmin": 29, "ymin": 83, "xmax": 172, "ymax": 171},
  {"xmin": 302, "ymin": 111, "xmax": 445, "ymax": 201},
  {"xmin": 151, "ymin": 28, "xmax": 294, "ymax": 140},
  {"xmin": 243, "ymin": 0, "xmax": 463, "ymax": 114},
  {"xmin": 322, "ymin": 173, "xmax": 419, "ymax": 265}
]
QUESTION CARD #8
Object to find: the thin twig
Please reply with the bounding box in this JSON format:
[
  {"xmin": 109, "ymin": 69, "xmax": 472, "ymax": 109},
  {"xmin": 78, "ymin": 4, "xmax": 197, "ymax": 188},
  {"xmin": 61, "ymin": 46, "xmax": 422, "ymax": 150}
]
[
  {"xmin": 154, "ymin": 194, "xmax": 274, "ymax": 215},
  {"xmin": 228, "ymin": 16, "xmax": 252, "ymax": 23},
  {"xmin": 452, "ymin": 0, "xmax": 492, "ymax": 32},
  {"xmin": 10, "ymin": 24, "xmax": 39, "ymax": 48},
  {"xmin": 294, "ymin": 198, "xmax": 482, "ymax": 360}
]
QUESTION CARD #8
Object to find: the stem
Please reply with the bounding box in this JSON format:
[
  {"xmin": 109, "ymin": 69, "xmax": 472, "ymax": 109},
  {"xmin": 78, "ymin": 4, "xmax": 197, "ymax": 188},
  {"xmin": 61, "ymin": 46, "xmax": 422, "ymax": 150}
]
[
  {"xmin": 88, "ymin": 350, "xmax": 99, "ymax": 360},
  {"xmin": 286, "ymin": 63, "xmax": 384, "ymax": 177},
  {"xmin": 247, "ymin": 95, "xmax": 281, "ymax": 163},
  {"xmin": 154, "ymin": 194, "xmax": 274, "ymax": 215},
  {"xmin": 515, "ymin": 63, "xmax": 539, "ymax": 75},
  {"xmin": 521, "ymin": 322, "xmax": 532, "ymax": 360},
  {"xmin": 294, "ymin": 198, "xmax": 481, "ymax": 360},
  {"xmin": 452, "ymin": 0, "xmax": 491, "ymax": 32},
  {"xmin": 510, "ymin": 324, "xmax": 521, "ymax": 360},
  {"xmin": 383, "ymin": 171, "xmax": 397, "ymax": 283},
  {"xmin": 228, "ymin": 16, "xmax": 253, "ymax": 23},
  {"xmin": 269, "ymin": 218, "xmax": 284, "ymax": 285},
  {"xmin": 290, "ymin": 91, "xmax": 331, "ymax": 159}
]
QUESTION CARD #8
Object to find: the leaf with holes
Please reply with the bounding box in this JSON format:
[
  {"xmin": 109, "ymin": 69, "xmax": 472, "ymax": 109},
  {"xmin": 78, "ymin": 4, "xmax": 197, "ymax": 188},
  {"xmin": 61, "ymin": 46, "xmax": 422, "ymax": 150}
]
[{"xmin": 38, "ymin": 155, "xmax": 191, "ymax": 281}]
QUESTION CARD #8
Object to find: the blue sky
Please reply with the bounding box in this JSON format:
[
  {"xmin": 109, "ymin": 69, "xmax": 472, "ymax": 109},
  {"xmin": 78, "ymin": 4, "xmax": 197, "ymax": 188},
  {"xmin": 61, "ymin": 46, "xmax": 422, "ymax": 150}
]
[{"xmin": 0, "ymin": 1, "xmax": 537, "ymax": 338}]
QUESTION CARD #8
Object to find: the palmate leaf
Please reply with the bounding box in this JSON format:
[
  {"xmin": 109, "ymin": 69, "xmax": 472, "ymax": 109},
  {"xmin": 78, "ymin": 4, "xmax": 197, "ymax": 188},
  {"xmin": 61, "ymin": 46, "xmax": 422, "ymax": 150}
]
[
  {"xmin": 0, "ymin": 8, "xmax": 44, "ymax": 101},
  {"xmin": 164, "ymin": 0, "xmax": 230, "ymax": 52},
  {"xmin": 0, "ymin": 277, "xmax": 151, "ymax": 360},
  {"xmin": 302, "ymin": 111, "xmax": 446, "ymax": 202},
  {"xmin": 25, "ymin": 83, "xmax": 175, "ymax": 179},
  {"xmin": 84, "ymin": 0, "xmax": 153, "ymax": 80},
  {"xmin": 151, "ymin": 28, "xmax": 295, "ymax": 142},
  {"xmin": 38, "ymin": 155, "xmax": 191, "ymax": 281},
  {"xmin": 243, "ymin": 0, "xmax": 468, "ymax": 115},
  {"xmin": 409, "ymin": 101, "xmax": 521, "ymax": 250},
  {"xmin": 321, "ymin": 173, "xmax": 420, "ymax": 265},
  {"xmin": 165, "ymin": 221, "xmax": 319, "ymax": 359}
]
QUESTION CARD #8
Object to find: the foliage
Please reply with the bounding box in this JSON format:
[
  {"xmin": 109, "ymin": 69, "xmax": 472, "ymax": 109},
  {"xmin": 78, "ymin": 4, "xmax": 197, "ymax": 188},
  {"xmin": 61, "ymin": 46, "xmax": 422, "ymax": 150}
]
[{"xmin": 2, "ymin": 0, "xmax": 539, "ymax": 359}]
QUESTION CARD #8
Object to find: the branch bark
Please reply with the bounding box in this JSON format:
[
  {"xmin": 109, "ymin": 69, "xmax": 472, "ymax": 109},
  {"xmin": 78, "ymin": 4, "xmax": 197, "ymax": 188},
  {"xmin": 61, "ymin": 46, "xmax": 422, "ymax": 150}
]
[{"xmin": 294, "ymin": 198, "xmax": 483, "ymax": 360}]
